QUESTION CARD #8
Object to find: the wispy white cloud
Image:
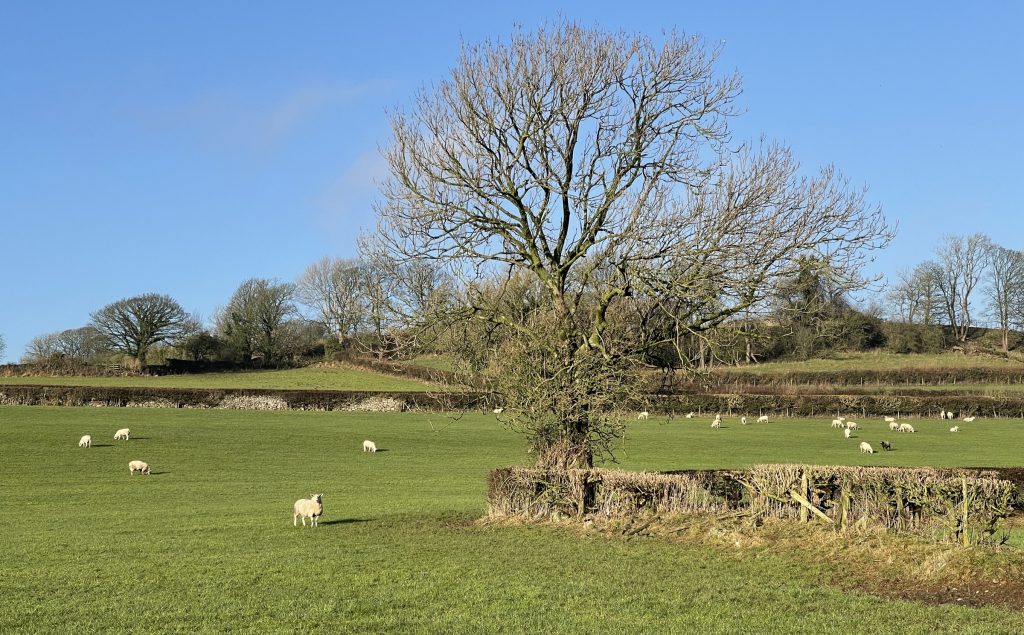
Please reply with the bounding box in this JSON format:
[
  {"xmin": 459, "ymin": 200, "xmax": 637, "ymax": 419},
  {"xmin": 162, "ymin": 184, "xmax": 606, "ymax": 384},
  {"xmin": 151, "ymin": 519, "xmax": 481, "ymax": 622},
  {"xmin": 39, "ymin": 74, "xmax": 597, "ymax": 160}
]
[
  {"xmin": 314, "ymin": 148, "xmax": 389, "ymax": 241},
  {"xmin": 145, "ymin": 80, "xmax": 393, "ymax": 152}
]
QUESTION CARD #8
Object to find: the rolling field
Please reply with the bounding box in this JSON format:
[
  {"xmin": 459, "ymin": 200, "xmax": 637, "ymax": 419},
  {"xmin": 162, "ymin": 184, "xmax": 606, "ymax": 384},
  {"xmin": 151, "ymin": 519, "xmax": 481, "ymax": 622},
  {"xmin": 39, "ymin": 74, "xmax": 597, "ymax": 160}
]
[
  {"xmin": 0, "ymin": 365, "xmax": 432, "ymax": 392},
  {"xmin": 2, "ymin": 406, "xmax": 1023, "ymax": 633},
  {"xmin": 716, "ymin": 352, "xmax": 1024, "ymax": 375}
]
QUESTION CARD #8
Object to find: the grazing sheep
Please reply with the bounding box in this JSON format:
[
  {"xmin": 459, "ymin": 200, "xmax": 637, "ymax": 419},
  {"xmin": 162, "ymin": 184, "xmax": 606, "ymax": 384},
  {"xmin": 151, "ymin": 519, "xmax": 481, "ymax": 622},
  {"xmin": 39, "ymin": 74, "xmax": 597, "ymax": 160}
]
[
  {"xmin": 946, "ymin": 411, "xmax": 954, "ymax": 420},
  {"xmin": 637, "ymin": 411, "xmax": 650, "ymax": 421},
  {"xmin": 293, "ymin": 494, "xmax": 324, "ymax": 527},
  {"xmin": 883, "ymin": 416, "xmax": 896, "ymax": 423},
  {"xmin": 685, "ymin": 412, "xmax": 695, "ymax": 419},
  {"xmin": 711, "ymin": 420, "xmax": 721, "ymax": 429},
  {"xmin": 963, "ymin": 416, "xmax": 976, "ymax": 422},
  {"xmin": 845, "ymin": 421, "xmax": 859, "ymax": 431},
  {"xmin": 880, "ymin": 441, "xmax": 892, "ymax": 451},
  {"xmin": 888, "ymin": 421, "xmax": 900, "ymax": 431},
  {"xmin": 741, "ymin": 416, "xmax": 748, "ymax": 425},
  {"xmin": 950, "ymin": 426, "xmax": 959, "ymax": 432},
  {"xmin": 492, "ymin": 408, "xmax": 504, "ymax": 414},
  {"xmin": 757, "ymin": 415, "xmax": 769, "ymax": 423},
  {"xmin": 844, "ymin": 428, "xmax": 852, "ymax": 439},
  {"xmin": 113, "ymin": 428, "xmax": 130, "ymax": 441},
  {"xmin": 831, "ymin": 419, "xmax": 844, "ymax": 429},
  {"xmin": 859, "ymin": 441, "xmax": 874, "ymax": 454},
  {"xmin": 362, "ymin": 440, "xmax": 377, "ymax": 453},
  {"xmin": 128, "ymin": 460, "xmax": 150, "ymax": 475},
  {"xmin": 78, "ymin": 435, "xmax": 91, "ymax": 448},
  {"xmin": 898, "ymin": 423, "xmax": 916, "ymax": 433}
]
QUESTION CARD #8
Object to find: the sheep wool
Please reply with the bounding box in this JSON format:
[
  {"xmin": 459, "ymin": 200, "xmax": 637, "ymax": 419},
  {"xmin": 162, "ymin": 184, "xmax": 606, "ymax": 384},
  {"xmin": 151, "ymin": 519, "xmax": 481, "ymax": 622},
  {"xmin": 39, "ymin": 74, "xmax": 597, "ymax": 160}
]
[
  {"xmin": 78, "ymin": 435, "xmax": 91, "ymax": 448},
  {"xmin": 114, "ymin": 428, "xmax": 130, "ymax": 441},
  {"xmin": 363, "ymin": 440, "xmax": 377, "ymax": 453},
  {"xmin": 128, "ymin": 460, "xmax": 150, "ymax": 475},
  {"xmin": 293, "ymin": 494, "xmax": 324, "ymax": 527},
  {"xmin": 859, "ymin": 442, "xmax": 874, "ymax": 454}
]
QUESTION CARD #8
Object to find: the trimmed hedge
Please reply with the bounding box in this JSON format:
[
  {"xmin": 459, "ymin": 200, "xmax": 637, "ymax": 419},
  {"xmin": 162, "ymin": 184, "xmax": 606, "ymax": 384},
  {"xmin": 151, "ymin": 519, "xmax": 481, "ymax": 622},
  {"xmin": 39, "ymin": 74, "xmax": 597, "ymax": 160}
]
[
  {"xmin": 488, "ymin": 464, "xmax": 1019, "ymax": 544},
  {"xmin": 709, "ymin": 367, "xmax": 1024, "ymax": 388},
  {"xmin": 0, "ymin": 384, "xmax": 486, "ymax": 411}
]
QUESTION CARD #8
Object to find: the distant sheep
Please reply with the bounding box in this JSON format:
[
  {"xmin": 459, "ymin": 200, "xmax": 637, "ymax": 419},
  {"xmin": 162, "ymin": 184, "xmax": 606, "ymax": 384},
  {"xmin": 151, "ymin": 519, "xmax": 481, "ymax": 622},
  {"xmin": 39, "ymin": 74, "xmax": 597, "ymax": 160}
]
[
  {"xmin": 859, "ymin": 442, "xmax": 874, "ymax": 454},
  {"xmin": 845, "ymin": 421, "xmax": 859, "ymax": 431},
  {"xmin": 78, "ymin": 435, "xmax": 91, "ymax": 448},
  {"xmin": 963, "ymin": 416, "xmax": 976, "ymax": 422},
  {"xmin": 844, "ymin": 428, "xmax": 852, "ymax": 439},
  {"xmin": 947, "ymin": 411, "xmax": 954, "ymax": 420},
  {"xmin": 888, "ymin": 421, "xmax": 900, "ymax": 431},
  {"xmin": 883, "ymin": 416, "xmax": 896, "ymax": 423},
  {"xmin": 880, "ymin": 441, "xmax": 892, "ymax": 451},
  {"xmin": 757, "ymin": 415, "xmax": 769, "ymax": 423},
  {"xmin": 939, "ymin": 411, "xmax": 948, "ymax": 420},
  {"xmin": 113, "ymin": 428, "xmax": 130, "ymax": 441},
  {"xmin": 362, "ymin": 440, "xmax": 377, "ymax": 453},
  {"xmin": 637, "ymin": 411, "xmax": 650, "ymax": 421},
  {"xmin": 128, "ymin": 460, "xmax": 150, "ymax": 475},
  {"xmin": 685, "ymin": 412, "xmax": 695, "ymax": 419},
  {"xmin": 492, "ymin": 408, "xmax": 504, "ymax": 414},
  {"xmin": 950, "ymin": 426, "xmax": 959, "ymax": 432},
  {"xmin": 741, "ymin": 417, "xmax": 748, "ymax": 425},
  {"xmin": 898, "ymin": 423, "xmax": 916, "ymax": 433},
  {"xmin": 711, "ymin": 420, "xmax": 721, "ymax": 429},
  {"xmin": 293, "ymin": 494, "xmax": 323, "ymax": 527},
  {"xmin": 831, "ymin": 419, "xmax": 844, "ymax": 429}
]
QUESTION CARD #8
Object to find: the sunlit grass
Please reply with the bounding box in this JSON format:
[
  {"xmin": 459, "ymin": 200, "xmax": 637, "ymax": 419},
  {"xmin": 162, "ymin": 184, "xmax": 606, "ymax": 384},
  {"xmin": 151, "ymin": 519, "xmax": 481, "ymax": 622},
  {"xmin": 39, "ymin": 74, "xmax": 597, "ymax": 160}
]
[{"xmin": 2, "ymin": 406, "xmax": 1022, "ymax": 632}]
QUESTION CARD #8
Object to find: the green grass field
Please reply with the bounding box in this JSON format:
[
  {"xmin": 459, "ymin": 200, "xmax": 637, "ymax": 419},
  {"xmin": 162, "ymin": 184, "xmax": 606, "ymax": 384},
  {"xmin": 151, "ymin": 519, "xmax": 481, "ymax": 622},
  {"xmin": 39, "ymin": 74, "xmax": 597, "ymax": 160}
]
[
  {"xmin": 0, "ymin": 365, "xmax": 432, "ymax": 392},
  {"xmin": 2, "ymin": 406, "xmax": 1022, "ymax": 633}
]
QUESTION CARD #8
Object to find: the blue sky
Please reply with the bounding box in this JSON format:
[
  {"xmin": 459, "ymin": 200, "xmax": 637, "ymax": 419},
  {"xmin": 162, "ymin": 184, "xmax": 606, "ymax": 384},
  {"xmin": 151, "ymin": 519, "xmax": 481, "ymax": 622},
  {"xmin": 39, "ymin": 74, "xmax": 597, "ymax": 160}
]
[{"xmin": 1, "ymin": 2, "xmax": 1021, "ymax": 362}]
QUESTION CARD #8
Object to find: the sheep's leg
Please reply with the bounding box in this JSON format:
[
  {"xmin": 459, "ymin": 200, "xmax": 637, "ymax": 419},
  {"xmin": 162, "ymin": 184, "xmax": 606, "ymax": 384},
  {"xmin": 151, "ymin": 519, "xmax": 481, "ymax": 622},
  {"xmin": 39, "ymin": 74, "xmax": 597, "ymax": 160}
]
[{"xmin": 293, "ymin": 514, "xmax": 297, "ymax": 526}]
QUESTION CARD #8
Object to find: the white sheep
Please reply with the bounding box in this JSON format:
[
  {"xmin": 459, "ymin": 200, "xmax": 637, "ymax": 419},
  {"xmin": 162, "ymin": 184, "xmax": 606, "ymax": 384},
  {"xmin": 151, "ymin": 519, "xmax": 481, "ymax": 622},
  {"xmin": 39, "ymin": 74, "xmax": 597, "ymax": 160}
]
[
  {"xmin": 757, "ymin": 415, "xmax": 769, "ymax": 423},
  {"xmin": 883, "ymin": 416, "xmax": 896, "ymax": 423},
  {"xmin": 939, "ymin": 410, "xmax": 948, "ymax": 420},
  {"xmin": 492, "ymin": 408, "xmax": 504, "ymax": 414},
  {"xmin": 293, "ymin": 494, "xmax": 323, "ymax": 527},
  {"xmin": 950, "ymin": 426, "xmax": 959, "ymax": 432},
  {"xmin": 685, "ymin": 412, "xmax": 695, "ymax": 419},
  {"xmin": 859, "ymin": 441, "xmax": 874, "ymax": 454},
  {"xmin": 113, "ymin": 428, "xmax": 130, "ymax": 441},
  {"xmin": 78, "ymin": 435, "xmax": 91, "ymax": 448},
  {"xmin": 710, "ymin": 420, "xmax": 721, "ymax": 429},
  {"xmin": 843, "ymin": 428, "xmax": 852, "ymax": 439},
  {"xmin": 741, "ymin": 416, "xmax": 748, "ymax": 425},
  {"xmin": 637, "ymin": 411, "xmax": 650, "ymax": 421},
  {"xmin": 898, "ymin": 423, "xmax": 916, "ymax": 433},
  {"xmin": 362, "ymin": 440, "xmax": 377, "ymax": 453},
  {"xmin": 888, "ymin": 421, "xmax": 900, "ymax": 431},
  {"xmin": 845, "ymin": 421, "xmax": 859, "ymax": 431},
  {"xmin": 831, "ymin": 419, "xmax": 844, "ymax": 428},
  {"xmin": 946, "ymin": 411, "xmax": 954, "ymax": 420},
  {"xmin": 963, "ymin": 416, "xmax": 976, "ymax": 422},
  {"xmin": 128, "ymin": 460, "xmax": 150, "ymax": 475}
]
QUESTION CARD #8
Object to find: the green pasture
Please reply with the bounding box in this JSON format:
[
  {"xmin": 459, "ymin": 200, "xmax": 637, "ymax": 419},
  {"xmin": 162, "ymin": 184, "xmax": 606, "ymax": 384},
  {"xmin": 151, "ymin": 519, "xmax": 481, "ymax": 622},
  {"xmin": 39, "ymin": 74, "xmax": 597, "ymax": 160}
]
[
  {"xmin": 0, "ymin": 365, "xmax": 432, "ymax": 392},
  {"xmin": 1, "ymin": 406, "xmax": 1022, "ymax": 633}
]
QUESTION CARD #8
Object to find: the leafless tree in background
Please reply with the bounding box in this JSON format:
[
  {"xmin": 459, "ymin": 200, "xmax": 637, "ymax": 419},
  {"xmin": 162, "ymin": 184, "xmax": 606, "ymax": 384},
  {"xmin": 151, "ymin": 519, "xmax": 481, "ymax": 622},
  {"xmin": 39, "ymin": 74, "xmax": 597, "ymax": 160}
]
[
  {"xmin": 296, "ymin": 257, "xmax": 367, "ymax": 344},
  {"xmin": 984, "ymin": 242, "xmax": 1024, "ymax": 352},
  {"xmin": 933, "ymin": 233, "xmax": 989, "ymax": 343},
  {"xmin": 22, "ymin": 326, "xmax": 107, "ymax": 362},
  {"xmin": 90, "ymin": 293, "xmax": 197, "ymax": 366},
  {"xmin": 218, "ymin": 278, "xmax": 298, "ymax": 364},
  {"xmin": 367, "ymin": 22, "xmax": 892, "ymax": 466},
  {"xmin": 887, "ymin": 262, "xmax": 943, "ymax": 325}
]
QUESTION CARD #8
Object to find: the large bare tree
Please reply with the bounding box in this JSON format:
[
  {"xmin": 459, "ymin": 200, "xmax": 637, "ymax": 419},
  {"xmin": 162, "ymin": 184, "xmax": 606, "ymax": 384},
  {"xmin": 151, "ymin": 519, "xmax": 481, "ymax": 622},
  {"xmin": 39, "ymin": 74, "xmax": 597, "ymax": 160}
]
[
  {"xmin": 934, "ymin": 233, "xmax": 989, "ymax": 343},
  {"xmin": 984, "ymin": 242, "xmax": 1024, "ymax": 352},
  {"xmin": 296, "ymin": 257, "xmax": 367, "ymax": 344},
  {"xmin": 368, "ymin": 22, "xmax": 892, "ymax": 466},
  {"xmin": 90, "ymin": 293, "xmax": 196, "ymax": 366},
  {"xmin": 218, "ymin": 278, "xmax": 298, "ymax": 364}
]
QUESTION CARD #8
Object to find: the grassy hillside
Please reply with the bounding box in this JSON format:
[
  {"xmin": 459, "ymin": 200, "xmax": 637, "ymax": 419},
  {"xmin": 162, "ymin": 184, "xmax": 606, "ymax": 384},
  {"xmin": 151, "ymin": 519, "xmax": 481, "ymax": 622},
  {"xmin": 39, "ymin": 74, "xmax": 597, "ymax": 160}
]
[
  {"xmin": 0, "ymin": 365, "xmax": 433, "ymax": 392},
  {"xmin": 1, "ymin": 406, "xmax": 1022, "ymax": 633},
  {"xmin": 719, "ymin": 352, "xmax": 1023, "ymax": 374}
]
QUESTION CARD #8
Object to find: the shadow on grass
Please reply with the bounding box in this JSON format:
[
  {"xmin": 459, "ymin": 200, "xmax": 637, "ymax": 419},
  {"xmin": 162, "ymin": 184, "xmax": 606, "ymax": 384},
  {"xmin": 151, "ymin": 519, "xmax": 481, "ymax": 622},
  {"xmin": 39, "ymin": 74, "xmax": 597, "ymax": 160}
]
[
  {"xmin": 90, "ymin": 443, "xmax": 114, "ymax": 448},
  {"xmin": 147, "ymin": 471, "xmax": 171, "ymax": 476},
  {"xmin": 317, "ymin": 518, "xmax": 370, "ymax": 526}
]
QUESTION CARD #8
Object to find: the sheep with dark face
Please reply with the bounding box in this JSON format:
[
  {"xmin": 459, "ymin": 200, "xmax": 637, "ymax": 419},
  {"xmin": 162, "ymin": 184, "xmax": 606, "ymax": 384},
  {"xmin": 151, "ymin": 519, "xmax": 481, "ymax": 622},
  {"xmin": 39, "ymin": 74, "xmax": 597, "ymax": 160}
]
[
  {"xmin": 880, "ymin": 441, "xmax": 892, "ymax": 451},
  {"xmin": 293, "ymin": 494, "xmax": 324, "ymax": 527}
]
